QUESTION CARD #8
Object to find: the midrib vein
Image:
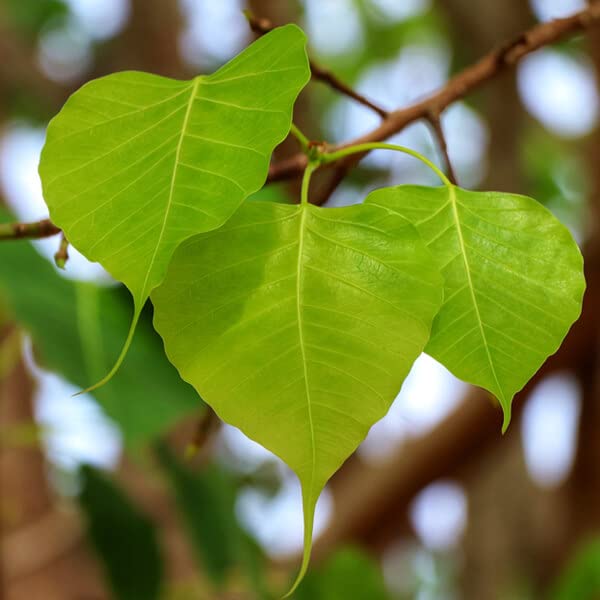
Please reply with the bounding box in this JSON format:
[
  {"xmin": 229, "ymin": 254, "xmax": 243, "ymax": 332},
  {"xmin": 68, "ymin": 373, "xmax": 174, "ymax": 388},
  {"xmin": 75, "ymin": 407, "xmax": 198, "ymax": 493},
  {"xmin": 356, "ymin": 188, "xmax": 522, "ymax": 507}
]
[
  {"xmin": 140, "ymin": 77, "xmax": 200, "ymax": 300},
  {"xmin": 296, "ymin": 205, "xmax": 316, "ymax": 500},
  {"xmin": 449, "ymin": 186, "xmax": 504, "ymax": 401}
]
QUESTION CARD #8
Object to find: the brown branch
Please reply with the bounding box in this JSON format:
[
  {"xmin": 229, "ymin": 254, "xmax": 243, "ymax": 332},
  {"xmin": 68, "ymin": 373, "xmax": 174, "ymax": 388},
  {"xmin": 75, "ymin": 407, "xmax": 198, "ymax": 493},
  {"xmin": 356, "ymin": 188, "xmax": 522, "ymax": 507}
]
[
  {"xmin": 0, "ymin": 220, "xmax": 61, "ymax": 241},
  {"xmin": 3, "ymin": 6, "xmax": 600, "ymax": 236},
  {"xmin": 268, "ymin": 4, "xmax": 600, "ymax": 183},
  {"xmin": 426, "ymin": 109, "xmax": 458, "ymax": 185},
  {"xmin": 245, "ymin": 11, "xmax": 389, "ymax": 119}
]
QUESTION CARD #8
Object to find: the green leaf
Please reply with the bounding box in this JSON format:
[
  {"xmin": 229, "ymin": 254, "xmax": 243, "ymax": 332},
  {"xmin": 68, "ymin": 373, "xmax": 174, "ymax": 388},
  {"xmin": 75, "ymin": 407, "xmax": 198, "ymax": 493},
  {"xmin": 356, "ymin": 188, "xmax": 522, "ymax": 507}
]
[
  {"xmin": 0, "ymin": 215, "xmax": 199, "ymax": 445},
  {"xmin": 151, "ymin": 200, "xmax": 443, "ymax": 591},
  {"xmin": 551, "ymin": 538, "xmax": 600, "ymax": 600},
  {"xmin": 38, "ymin": 25, "xmax": 310, "ymax": 387},
  {"xmin": 294, "ymin": 547, "xmax": 390, "ymax": 600},
  {"xmin": 155, "ymin": 444, "xmax": 245, "ymax": 588},
  {"xmin": 78, "ymin": 465, "xmax": 163, "ymax": 600},
  {"xmin": 367, "ymin": 185, "xmax": 585, "ymax": 429}
]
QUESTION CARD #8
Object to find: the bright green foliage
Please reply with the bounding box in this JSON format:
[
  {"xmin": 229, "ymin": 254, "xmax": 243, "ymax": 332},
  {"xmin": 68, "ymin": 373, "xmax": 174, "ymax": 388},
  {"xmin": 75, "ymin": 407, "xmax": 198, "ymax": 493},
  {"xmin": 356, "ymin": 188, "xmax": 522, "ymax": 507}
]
[
  {"xmin": 151, "ymin": 200, "xmax": 444, "ymax": 591},
  {"xmin": 79, "ymin": 466, "xmax": 163, "ymax": 600},
  {"xmin": 38, "ymin": 25, "xmax": 310, "ymax": 385},
  {"xmin": 367, "ymin": 185, "xmax": 586, "ymax": 429},
  {"xmin": 0, "ymin": 215, "xmax": 199, "ymax": 445}
]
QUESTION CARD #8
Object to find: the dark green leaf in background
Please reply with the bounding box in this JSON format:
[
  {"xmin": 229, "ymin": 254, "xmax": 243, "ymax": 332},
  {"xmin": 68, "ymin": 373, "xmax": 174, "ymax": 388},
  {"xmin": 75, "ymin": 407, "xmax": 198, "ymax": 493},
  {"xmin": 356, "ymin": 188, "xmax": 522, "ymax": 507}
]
[
  {"xmin": 294, "ymin": 547, "xmax": 390, "ymax": 600},
  {"xmin": 0, "ymin": 214, "xmax": 200, "ymax": 446},
  {"xmin": 78, "ymin": 465, "xmax": 163, "ymax": 600}
]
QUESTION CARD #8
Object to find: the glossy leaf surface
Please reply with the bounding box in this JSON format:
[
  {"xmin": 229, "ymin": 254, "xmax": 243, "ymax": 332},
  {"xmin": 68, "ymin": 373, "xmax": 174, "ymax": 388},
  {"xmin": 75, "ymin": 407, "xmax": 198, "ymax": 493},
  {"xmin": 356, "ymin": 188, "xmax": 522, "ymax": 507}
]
[
  {"xmin": 367, "ymin": 185, "xmax": 585, "ymax": 428},
  {"xmin": 38, "ymin": 25, "xmax": 310, "ymax": 381},
  {"xmin": 151, "ymin": 200, "xmax": 443, "ymax": 589}
]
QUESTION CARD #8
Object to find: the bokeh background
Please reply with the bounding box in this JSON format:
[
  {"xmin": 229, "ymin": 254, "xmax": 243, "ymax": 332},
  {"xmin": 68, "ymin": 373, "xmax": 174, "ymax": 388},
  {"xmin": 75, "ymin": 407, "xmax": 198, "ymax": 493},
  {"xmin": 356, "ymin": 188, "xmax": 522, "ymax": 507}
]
[{"xmin": 1, "ymin": 0, "xmax": 600, "ymax": 598}]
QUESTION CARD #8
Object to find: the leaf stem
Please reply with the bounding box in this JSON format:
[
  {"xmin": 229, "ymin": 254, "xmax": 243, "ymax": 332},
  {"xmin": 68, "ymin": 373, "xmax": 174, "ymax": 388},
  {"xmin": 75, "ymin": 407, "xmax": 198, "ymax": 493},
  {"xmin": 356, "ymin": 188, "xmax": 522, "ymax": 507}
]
[
  {"xmin": 320, "ymin": 142, "xmax": 452, "ymax": 187},
  {"xmin": 290, "ymin": 123, "xmax": 310, "ymax": 152},
  {"xmin": 301, "ymin": 161, "xmax": 319, "ymax": 206}
]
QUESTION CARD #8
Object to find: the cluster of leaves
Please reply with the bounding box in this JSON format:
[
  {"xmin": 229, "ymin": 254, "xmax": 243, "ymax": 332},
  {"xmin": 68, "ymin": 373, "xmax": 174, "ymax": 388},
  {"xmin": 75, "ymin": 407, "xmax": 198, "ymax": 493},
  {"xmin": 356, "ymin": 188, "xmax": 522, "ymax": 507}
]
[{"xmin": 29, "ymin": 24, "xmax": 585, "ymax": 590}]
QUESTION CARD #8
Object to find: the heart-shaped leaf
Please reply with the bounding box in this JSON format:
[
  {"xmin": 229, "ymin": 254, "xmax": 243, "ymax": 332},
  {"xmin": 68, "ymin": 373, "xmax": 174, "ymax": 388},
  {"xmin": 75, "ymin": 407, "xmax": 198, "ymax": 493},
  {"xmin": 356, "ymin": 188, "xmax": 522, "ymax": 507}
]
[
  {"xmin": 38, "ymin": 25, "xmax": 310, "ymax": 387},
  {"xmin": 367, "ymin": 185, "xmax": 585, "ymax": 429},
  {"xmin": 151, "ymin": 200, "xmax": 443, "ymax": 591}
]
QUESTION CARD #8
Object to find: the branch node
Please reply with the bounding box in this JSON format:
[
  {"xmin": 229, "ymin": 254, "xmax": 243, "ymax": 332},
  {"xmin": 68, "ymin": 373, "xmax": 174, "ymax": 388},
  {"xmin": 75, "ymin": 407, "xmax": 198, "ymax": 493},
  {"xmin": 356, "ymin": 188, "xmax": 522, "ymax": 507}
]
[{"xmin": 54, "ymin": 233, "xmax": 69, "ymax": 270}]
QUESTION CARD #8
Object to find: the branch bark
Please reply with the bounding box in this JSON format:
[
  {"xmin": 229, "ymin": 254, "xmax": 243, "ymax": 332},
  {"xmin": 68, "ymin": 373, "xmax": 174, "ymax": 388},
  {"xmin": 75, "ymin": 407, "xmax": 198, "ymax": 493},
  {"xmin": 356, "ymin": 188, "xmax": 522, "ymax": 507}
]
[
  {"xmin": 0, "ymin": 220, "xmax": 61, "ymax": 241},
  {"xmin": 268, "ymin": 4, "xmax": 600, "ymax": 182},
  {"xmin": 3, "ymin": 6, "xmax": 600, "ymax": 236}
]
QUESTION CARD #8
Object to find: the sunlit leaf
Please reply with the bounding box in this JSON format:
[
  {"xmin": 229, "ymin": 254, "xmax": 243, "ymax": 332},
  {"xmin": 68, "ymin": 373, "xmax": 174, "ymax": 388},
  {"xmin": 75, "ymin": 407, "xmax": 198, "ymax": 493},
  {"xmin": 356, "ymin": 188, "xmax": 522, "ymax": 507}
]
[
  {"xmin": 79, "ymin": 465, "xmax": 163, "ymax": 600},
  {"xmin": 38, "ymin": 25, "xmax": 310, "ymax": 385},
  {"xmin": 367, "ymin": 185, "xmax": 585, "ymax": 428},
  {"xmin": 151, "ymin": 200, "xmax": 443, "ymax": 591}
]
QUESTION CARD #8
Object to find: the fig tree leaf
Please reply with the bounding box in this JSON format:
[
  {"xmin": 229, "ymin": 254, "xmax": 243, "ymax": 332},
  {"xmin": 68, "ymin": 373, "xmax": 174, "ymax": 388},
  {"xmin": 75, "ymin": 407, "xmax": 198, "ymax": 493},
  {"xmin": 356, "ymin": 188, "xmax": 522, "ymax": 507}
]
[
  {"xmin": 38, "ymin": 24, "xmax": 310, "ymax": 389},
  {"xmin": 367, "ymin": 185, "xmax": 585, "ymax": 429},
  {"xmin": 151, "ymin": 200, "xmax": 443, "ymax": 592}
]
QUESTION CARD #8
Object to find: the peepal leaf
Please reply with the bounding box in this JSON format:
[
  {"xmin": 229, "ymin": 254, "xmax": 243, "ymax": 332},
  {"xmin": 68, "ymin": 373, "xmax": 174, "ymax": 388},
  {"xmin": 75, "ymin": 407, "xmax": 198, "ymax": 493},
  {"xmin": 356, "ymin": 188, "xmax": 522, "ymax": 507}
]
[
  {"xmin": 151, "ymin": 200, "xmax": 443, "ymax": 592},
  {"xmin": 38, "ymin": 25, "xmax": 310, "ymax": 387},
  {"xmin": 367, "ymin": 185, "xmax": 585, "ymax": 429}
]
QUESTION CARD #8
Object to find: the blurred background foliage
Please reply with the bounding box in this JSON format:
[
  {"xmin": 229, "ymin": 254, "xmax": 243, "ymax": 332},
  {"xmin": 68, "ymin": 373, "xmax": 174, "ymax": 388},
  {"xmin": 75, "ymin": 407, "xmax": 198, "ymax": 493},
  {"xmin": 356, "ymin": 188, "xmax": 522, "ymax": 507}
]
[{"xmin": 1, "ymin": 0, "xmax": 600, "ymax": 598}]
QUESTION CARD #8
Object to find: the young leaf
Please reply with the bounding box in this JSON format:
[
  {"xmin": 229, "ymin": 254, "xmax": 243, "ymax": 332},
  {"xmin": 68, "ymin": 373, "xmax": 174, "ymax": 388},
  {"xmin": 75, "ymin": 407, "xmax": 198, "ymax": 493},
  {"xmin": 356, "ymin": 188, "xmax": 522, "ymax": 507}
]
[
  {"xmin": 367, "ymin": 185, "xmax": 585, "ymax": 429},
  {"xmin": 151, "ymin": 200, "xmax": 444, "ymax": 591},
  {"xmin": 38, "ymin": 25, "xmax": 310, "ymax": 387}
]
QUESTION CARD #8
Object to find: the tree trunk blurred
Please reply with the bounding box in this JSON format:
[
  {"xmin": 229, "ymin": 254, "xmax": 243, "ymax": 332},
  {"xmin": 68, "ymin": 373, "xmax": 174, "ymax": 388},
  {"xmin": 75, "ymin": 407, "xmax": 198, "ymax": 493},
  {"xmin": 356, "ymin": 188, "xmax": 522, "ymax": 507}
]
[{"xmin": 0, "ymin": 327, "xmax": 108, "ymax": 600}]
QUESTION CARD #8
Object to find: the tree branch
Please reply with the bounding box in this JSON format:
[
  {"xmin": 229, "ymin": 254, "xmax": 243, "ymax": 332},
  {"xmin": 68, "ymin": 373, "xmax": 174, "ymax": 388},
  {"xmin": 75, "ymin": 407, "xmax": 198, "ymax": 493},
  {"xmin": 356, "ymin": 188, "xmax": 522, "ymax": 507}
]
[
  {"xmin": 3, "ymin": 5, "xmax": 600, "ymax": 236},
  {"xmin": 0, "ymin": 220, "xmax": 61, "ymax": 241},
  {"xmin": 245, "ymin": 11, "xmax": 389, "ymax": 119},
  {"xmin": 268, "ymin": 4, "xmax": 600, "ymax": 183},
  {"xmin": 426, "ymin": 109, "xmax": 458, "ymax": 185}
]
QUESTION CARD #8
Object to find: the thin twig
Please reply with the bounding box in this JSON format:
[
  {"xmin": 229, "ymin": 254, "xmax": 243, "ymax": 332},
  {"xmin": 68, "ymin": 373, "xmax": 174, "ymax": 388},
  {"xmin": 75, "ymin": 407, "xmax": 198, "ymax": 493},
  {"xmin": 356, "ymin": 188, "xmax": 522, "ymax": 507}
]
[
  {"xmin": 0, "ymin": 219, "xmax": 61, "ymax": 241},
  {"xmin": 268, "ymin": 4, "xmax": 600, "ymax": 183},
  {"xmin": 245, "ymin": 11, "xmax": 389, "ymax": 119},
  {"xmin": 426, "ymin": 110, "xmax": 458, "ymax": 185},
  {"xmin": 3, "ymin": 6, "xmax": 600, "ymax": 236},
  {"xmin": 54, "ymin": 233, "xmax": 70, "ymax": 269},
  {"xmin": 185, "ymin": 407, "xmax": 219, "ymax": 460}
]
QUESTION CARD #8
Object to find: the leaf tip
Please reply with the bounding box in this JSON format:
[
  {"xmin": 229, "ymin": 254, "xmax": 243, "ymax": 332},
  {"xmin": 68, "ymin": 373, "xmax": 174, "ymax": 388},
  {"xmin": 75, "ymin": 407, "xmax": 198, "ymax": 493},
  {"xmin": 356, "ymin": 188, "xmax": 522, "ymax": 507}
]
[
  {"xmin": 75, "ymin": 307, "xmax": 141, "ymax": 396},
  {"xmin": 501, "ymin": 403, "xmax": 512, "ymax": 434},
  {"xmin": 282, "ymin": 484, "xmax": 318, "ymax": 598}
]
